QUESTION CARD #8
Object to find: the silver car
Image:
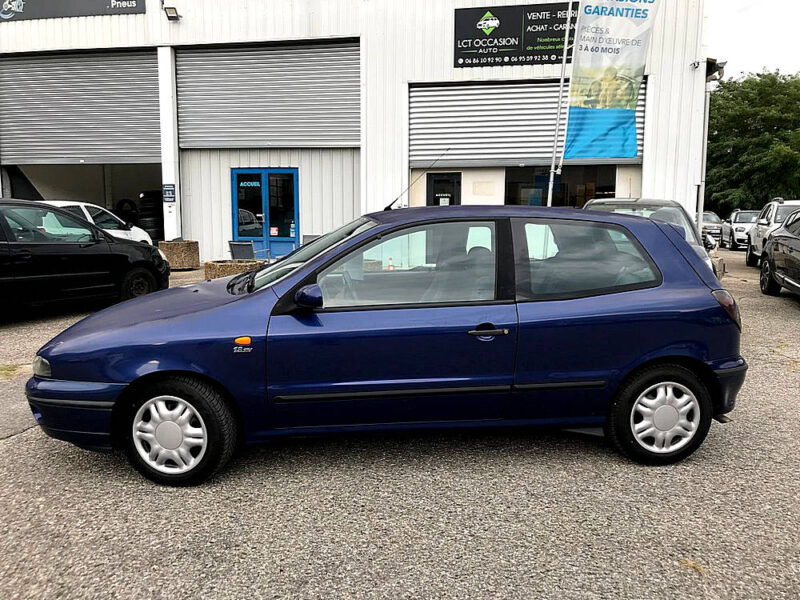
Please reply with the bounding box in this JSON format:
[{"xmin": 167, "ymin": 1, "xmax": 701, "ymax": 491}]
[
  {"xmin": 746, "ymin": 198, "xmax": 800, "ymax": 267},
  {"xmin": 721, "ymin": 210, "xmax": 758, "ymax": 250}
]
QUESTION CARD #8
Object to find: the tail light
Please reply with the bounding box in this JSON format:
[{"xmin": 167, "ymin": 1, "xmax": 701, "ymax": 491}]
[{"xmin": 712, "ymin": 290, "xmax": 741, "ymax": 331}]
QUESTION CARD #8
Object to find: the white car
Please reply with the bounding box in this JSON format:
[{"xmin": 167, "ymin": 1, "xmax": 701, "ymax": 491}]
[
  {"xmin": 42, "ymin": 200, "xmax": 153, "ymax": 245},
  {"xmin": 746, "ymin": 198, "xmax": 800, "ymax": 267},
  {"xmin": 721, "ymin": 210, "xmax": 759, "ymax": 250},
  {"xmin": 477, "ymin": 17, "xmax": 500, "ymax": 29}
]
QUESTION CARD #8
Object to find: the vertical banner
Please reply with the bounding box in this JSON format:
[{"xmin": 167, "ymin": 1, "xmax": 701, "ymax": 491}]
[{"xmin": 564, "ymin": 0, "xmax": 661, "ymax": 159}]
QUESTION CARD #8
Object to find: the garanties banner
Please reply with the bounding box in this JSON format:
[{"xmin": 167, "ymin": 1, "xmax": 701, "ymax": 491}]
[{"xmin": 563, "ymin": 0, "xmax": 662, "ymax": 159}]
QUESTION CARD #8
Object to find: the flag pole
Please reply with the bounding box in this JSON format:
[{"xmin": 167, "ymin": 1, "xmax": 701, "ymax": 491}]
[{"xmin": 547, "ymin": 0, "xmax": 575, "ymax": 207}]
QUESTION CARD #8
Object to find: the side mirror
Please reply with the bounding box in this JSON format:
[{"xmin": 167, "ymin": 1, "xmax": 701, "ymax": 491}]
[
  {"xmin": 703, "ymin": 234, "xmax": 717, "ymax": 251},
  {"xmin": 294, "ymin": 284, "xmax": 323, "ymax": 310},
  {"xmin": 125, "ymin": 222, "xmax": 135, "ymax": 230},
  {"xmin": 758, "ymin": 219, "xmax": 769, "ymax": 226}
]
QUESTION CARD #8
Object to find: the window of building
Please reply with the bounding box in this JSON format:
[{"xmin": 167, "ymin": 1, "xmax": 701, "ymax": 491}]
[
  {"xmin": 505, "ymin": 166, "xmax": 617, "ymax": 208},
  {"xmin": 317, "ymin": 221, "xmax": 496, "ymax": 308},
  {"xmin": 426, "ymin": 173, "xmax": 462, "ymax": 206},
  {"xmin": 513, "ymin": 219, "xmax": 660, "ymax": 301}
]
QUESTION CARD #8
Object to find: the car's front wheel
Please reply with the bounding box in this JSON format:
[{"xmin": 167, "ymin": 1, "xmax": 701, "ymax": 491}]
[
  {"xmin": 121, "ymin": 267, "xmax": 157, "ymax": 300},
  {"xmin": 760, "ymin": 257, "xmax": 782, "ymax": 296},
  {"xmin": 745, "ymin": 240, "xmax": 760, "ymax": 267},
  {"xmin": 124, "ymin": 377, "xmax": 238, "ymax": 486},
  {"xmin": 606, "ymin": 365, "xmax": 712, "ymax": 465}
]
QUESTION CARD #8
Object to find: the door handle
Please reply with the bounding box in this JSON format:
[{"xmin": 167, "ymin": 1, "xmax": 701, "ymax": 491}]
[
  {"xmin": 13, "ymin": 249, "xmax": 32, "ymax": 261},
  {"xmin": 468, "ymin": 328, "xmax": 509, "ymax": 337}
]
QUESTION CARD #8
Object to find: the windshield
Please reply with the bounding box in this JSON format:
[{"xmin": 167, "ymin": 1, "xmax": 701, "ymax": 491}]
[
  {"xmin": 249, "ymin": 217, "xmax": 377, "ymax": 292},
  {"xmin": 588, "ymin": 204, "xmax": 700, "ymax": 244},
  {"xmin": 733, "ymin": 211, "xmax": 758, "ymax": 224},
  {"xmin": 703, "ymin": 212, "xmax": 721, "ymax": 223},
  {"xmin": 776, "ymin": 205, "xmax": 800, "ymax": 223}
]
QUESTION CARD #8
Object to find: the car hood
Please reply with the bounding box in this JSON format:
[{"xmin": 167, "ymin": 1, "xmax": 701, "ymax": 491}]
[{"xmin": 40, "ymin": 276, "xmax": 239, "ymax": 354}]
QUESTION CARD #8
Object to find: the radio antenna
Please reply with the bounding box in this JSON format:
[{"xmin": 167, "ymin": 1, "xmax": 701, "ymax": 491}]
[{"xmin": 384, "ymin": 147, "xmax": 452, "ymax": 211}]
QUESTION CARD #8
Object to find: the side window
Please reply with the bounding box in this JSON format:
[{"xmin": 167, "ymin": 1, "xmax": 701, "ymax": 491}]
[
  {"xmin": 1, "ymin": 207, "xmax": 94, "ymax": 243},
  {"xmin": 63, "ymin": 206, "xmax": 87, "ymax": 220},
  {"xmin": 88, "ymin": 207, "xmax": 125, "ymax": 230},
  {"xmin": 514, "ymin": 219, "xmax": 660, "ymax": 301},
  {"xmin": 787, "ymin": 214, "xmax": 800, "ymax": 235},
  {"xmin": 317, "ymin": 221, "xmax": 497, "ymax": 308},
  {"xmin": 759, "ymin": 206, "xmax": 770, "ymax": 222}
]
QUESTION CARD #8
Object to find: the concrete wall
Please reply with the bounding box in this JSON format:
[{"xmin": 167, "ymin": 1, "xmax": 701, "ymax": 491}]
[
  {"xmin": 409, "ymin": 168, "xmax": 506, "ymax": 208},
  {"xmin": 181, "ymin": 148, "xmax": 360, "ymax": 261}
]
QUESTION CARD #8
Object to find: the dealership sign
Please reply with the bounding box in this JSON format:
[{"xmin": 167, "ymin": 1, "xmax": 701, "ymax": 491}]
[
  {"xmin": 563, "ymin": 0, "xmax": 661, "ymax": 159},
  {"xmin": 454, "ymin": 3, "xmax": 577, "ymax": 68},
  {"xmin": 0, "ymin": 0, "xmax": 145, "ymax": 22}
]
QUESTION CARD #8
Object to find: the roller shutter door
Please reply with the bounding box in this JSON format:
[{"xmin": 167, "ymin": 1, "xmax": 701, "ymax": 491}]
[
  {"xmin": 0, "ymin": 51, "xmax": 160, "ymax": 165},
  {"xmin": 409, "ymin": 81, "xmax": 646, "ymax": 168},
  {"xmin": 176, "ymin": 42, "xmax": 360, "ymax": 149}
]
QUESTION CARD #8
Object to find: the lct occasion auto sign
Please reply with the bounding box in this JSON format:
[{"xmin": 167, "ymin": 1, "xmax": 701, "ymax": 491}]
[
  {"xmin": 0, "ymin": 0, "xmax": 145, "ymax": 22},
  {"xmin": 454, "ymin": 3, "xmax": 577, "ymax": 68},
  {"xmin": 563, "ymin": 0, "xmax": 662, "ymax": 159}
]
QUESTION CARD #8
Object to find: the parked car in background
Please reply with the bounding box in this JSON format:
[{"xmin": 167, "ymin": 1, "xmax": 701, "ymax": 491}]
[
  {"xmin": 43, "ymin": 200, "xmax": 153, "ymax": 245},
  {"xmin": 747, "ymin": 198, "xmax": 800, "ymax": 267},
  {"xmin": 0, "ymin": 199, "xmax": 169, "ymax": 306},
  {"xmin": 27, "ymin": 206, "xmax": 746, "ymax": 485},
  {"xmin": 583, "ymin": 198, "xmax": 717, "ymax": 275},
  {"xmin": 701, "ymin": 212, "xmax": 723, "ymax": 245},
  {"xmin": 721, "ymin": 210, "xmax": 759, "ymax": 249},
  {"xmin": 759, "ymin": 209, "xmax": 800, "ymax": 297}
]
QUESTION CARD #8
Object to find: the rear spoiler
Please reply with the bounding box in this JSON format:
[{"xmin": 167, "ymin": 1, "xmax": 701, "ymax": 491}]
[{"xmin": 655, "ymin": 221, "xmax": 721, "ymax": 289}]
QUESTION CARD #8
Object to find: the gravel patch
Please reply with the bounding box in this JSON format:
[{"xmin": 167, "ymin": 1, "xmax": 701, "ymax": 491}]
[{"xmin": 0, "ymin": 250, "xmax": 798, "ymax": 599}]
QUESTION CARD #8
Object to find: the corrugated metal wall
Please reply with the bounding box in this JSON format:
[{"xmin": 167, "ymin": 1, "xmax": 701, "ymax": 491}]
[
  {"xmin": 409, "ymin": 81, "xmax": 646, "ymax": 168},
  {"xmin": 181, "ymin": 148, "xmax": 360, "ymax": 261},
  {"xmin": 0, "ymin": 51, "xmax": 160, "ymax": 164},
  {"xmin": 176, "ymin": 43, "xmax": 360, "ymax": 149}
]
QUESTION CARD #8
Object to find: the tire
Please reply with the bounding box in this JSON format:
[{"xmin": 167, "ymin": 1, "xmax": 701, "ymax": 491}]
[
  {"xmin": 746, "ymin": 240, "xmax": 759, "ymax": 267},
  {"xmin": 605, "ymin": 364, "xmax": 713, "ymax": 465},
  {"xmin": 760, "ymin": 257, "xmax": 782, "ymax": 296},
  {"xmin": 120, "ymin": 267, "xmax": 157, "ymax": 301},
  {"xmin": 124, "ymin": 377, "xmax": 238, "ymax": 486}
]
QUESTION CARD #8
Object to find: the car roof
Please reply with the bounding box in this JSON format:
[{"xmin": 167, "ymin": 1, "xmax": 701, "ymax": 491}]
[
  {"xmin": 585, "ymin": 197, "xmax": 682, "ymax": 208},
  {"xmin": 367, "ymin": 205, "xmax": 658, "ymax": 228}
]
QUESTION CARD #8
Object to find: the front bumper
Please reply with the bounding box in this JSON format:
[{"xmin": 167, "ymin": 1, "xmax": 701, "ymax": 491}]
[
  {"xmin": 26, "ymin": 377, "xmax": 127, "ymax": 450},
  {"xmin": 712, "ymin": 359, "xmax": 748, "ymax": 416}
]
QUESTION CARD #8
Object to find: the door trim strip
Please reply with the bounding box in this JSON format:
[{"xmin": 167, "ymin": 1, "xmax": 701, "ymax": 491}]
[{"xmin": 273, "ymin": 385, "xmax": 511, "ymax": 403}]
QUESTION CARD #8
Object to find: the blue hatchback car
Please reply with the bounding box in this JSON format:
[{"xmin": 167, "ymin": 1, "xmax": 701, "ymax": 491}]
[{"xmin": 27, "ymin": 207, "xmax": 747, "ymax": 485}]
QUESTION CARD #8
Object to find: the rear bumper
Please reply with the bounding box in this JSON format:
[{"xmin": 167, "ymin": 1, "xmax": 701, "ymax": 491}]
[
  {"xmin": 712, "ymin": 359, "xmax": 748, "ymax": 415},
  {"xmin": 26, "ymin": 377, "xmax": 127, "ymax": 450}
]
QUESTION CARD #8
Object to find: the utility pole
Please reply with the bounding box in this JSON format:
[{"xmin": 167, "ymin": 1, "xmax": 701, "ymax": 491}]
[{"xmin": 547, "ymin": 0, "xmax": 575, "ymax": 207}]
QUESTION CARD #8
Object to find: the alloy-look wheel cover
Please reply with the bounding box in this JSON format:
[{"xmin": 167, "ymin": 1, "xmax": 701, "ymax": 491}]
[
  {"xmin": 132, "ymin": 395, "xmax": 208, "ymax": 474},
  {"xmin": 630, "ymin": 382, "xmax": 700, "ymax": 454},
  {"xmin": 760, "ymin": 261, "xmax": 772, "ymax": 292}
]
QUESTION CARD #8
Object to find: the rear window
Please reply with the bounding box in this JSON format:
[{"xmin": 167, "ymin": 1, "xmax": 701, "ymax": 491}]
[{"xmin": 513, "ymin": 219, "xmax": 661, "ymax": 301}]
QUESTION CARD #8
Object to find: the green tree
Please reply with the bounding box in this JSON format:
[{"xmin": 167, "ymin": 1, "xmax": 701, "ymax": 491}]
[{"xmin": 705, "ymin": 72, "xmax": 800, "ymax": 217}]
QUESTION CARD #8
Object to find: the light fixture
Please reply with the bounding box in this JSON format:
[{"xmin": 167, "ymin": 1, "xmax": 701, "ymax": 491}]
[{"xmin": 161, "ymin": 0, "xmax": 181, "ymax": 21}]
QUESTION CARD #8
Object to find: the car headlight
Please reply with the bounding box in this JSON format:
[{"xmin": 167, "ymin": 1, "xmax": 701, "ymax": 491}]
[
  {"xmin": 735, "ymin": 227, "xmax": 745, "ymax": 232},
  {"xmin": 33, "ymin": 355, "xmax": 51, "ymax": 378},
  {"xmin": 157, "ymin": 248, "xmax": 168, "ymax": 262}
]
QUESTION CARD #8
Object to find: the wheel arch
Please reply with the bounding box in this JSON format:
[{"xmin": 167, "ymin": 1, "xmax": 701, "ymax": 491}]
[
  {"xmin": 110, "ymin": 370, "xmax": 244, "ymax": 449},
  {"xmin": 613, "ymin": 356, "xmax": 723, "ymax": 415}
]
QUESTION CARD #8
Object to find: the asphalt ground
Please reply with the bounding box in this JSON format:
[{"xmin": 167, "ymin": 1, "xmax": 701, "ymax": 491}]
[{"xmin": 1, "ymin": 254, "xmax": 798, "ymax": 599}]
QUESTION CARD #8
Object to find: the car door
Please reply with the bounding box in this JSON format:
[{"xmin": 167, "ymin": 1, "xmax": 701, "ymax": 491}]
[
  {"xmin": 754, "ymin": 205, "xmax": 773, "ymax": 253},
  {"xmin": 784, "ymin": 215, "xmax": 800, "ymax": 283},
  {"xmin": 266, "ymin": 219, "xmax": 518, "ymax": 429},
  {"xmin": 0, "ymin": 218, "xmax": 12, "ymax": 301},
  {"xmin": 511, "ymin": 217, "xmax": 665, "ymax": 423},
  {"xmin": 0, "ymin": 205, "xmax": 115, "ymax": 304}
]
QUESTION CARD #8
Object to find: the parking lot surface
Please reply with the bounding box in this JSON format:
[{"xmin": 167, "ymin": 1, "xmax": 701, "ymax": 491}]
[{"xmin": 1, "ymin": 253, "xmax": 798, "ymax": 599}]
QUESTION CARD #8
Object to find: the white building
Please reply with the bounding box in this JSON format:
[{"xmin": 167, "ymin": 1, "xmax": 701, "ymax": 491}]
[{"xmin": 0, "ymin": 0, "xmax": 710, "ymax": 261}]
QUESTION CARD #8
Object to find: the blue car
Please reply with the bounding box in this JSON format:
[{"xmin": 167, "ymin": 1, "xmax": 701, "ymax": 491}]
[{"xmin": 27, "ymin": 207, "xmax": 747, "ymax": 485}]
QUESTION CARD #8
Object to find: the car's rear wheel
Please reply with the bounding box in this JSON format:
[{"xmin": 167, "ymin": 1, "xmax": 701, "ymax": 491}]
[
  {"xmin": 124, "ymin": 377, "xmax": 238, "ymax": 486},
  {"xmin": 745, "ymin": 240, "xmax": 759, "ymax": 267},
  {"xmin": 760, "ymin": 258, "xmax": 782, "ymax": 296},
  {"xmin": 120, "ymin": 267, "xmax": 156, "ymax": 300},
  {"xmin": 605, "ymin": 365, "xmax": 712, "ymax": 465}
]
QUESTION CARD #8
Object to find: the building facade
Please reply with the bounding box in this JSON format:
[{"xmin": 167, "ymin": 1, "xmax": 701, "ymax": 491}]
[{"xmin": 0, "ymin": 0, "xmax": 709, "ymax": 261}]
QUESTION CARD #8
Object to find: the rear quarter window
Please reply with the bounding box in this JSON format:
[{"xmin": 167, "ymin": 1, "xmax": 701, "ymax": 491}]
[{"xmin": 513, "ymin": 219, "xmax": 662, "ymax": 301}]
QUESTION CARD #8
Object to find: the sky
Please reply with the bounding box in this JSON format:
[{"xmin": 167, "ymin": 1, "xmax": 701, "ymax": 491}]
[{"xmin": 705, "ymin": 0, "xmax": 799, "ymax": 77}]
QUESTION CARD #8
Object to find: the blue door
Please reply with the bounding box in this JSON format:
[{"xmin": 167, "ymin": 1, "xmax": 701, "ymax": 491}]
[
  {"xmin": 266, "ymin": 219, "xmax": 518, "ymax": 429},
  {"xmin": 232, "ymin": 168, "xmax": 299, "ymax": 259}
]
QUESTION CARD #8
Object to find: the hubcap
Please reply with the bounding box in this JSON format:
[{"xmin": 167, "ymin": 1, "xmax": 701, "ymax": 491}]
[
  {"xmin": 630, "ymin": 382, "xmax": 700, "ymax": 454},
  {"xmin": 132, "ymin": 395, "xmax": 207, "ymax": 474},
  {"xmin": 130, "ymin": 276, "xmax": 150, "ymax": 297},
  {"xmin": 761, "ymin": 261, "xmax": 771, "ymax": 290}
]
